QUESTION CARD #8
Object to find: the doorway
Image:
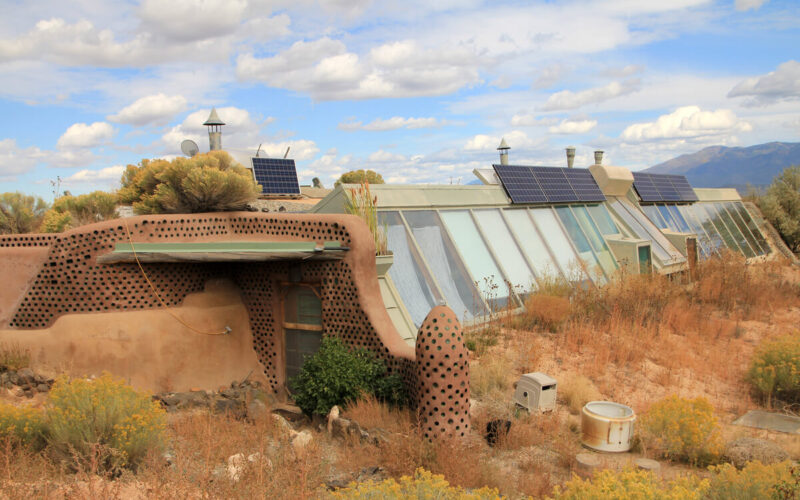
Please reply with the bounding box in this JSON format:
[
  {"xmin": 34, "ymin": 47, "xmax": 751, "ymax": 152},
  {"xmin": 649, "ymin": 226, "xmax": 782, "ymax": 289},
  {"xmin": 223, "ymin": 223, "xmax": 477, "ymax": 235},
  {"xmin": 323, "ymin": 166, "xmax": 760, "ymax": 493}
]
[{"xmin": 283, "ymin": 285, "xmax": 323, "ymax": 387}]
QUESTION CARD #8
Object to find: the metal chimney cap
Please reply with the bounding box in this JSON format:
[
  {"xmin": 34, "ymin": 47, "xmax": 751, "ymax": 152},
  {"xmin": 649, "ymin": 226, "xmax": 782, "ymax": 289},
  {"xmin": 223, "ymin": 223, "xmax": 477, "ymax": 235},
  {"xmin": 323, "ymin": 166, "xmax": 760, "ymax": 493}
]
[
  {"xmin": 594, "ymin": 150, "xmax": 604, "ymax": 165},
  {"xmin": 203, "ymin": 107, "xmax": 225, "ymax": 126},
  {"xmin": 497, "ymin": 138, "xmax": 510, "ymax": 151}
]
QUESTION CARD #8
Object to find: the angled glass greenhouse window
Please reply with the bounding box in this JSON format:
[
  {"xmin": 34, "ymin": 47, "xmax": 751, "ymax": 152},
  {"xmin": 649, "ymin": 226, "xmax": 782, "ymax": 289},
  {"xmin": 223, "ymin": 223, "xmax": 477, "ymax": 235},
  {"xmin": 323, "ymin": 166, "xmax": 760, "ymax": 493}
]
[
  {"xmin": 665, "ymin": 205, "xmax": 692, "ymax": 233},
  {"xmin": 608, "ymin": 198, "xmax": 684, "ymax": 265},
  {"xmin": 571, "ymin": 205, "xmax": 618, "ymax": 277},
  {"xmin": 439, "ymin": 210, "xmax": 513, "ymax": 310},
  {"xmin": 472, "ymin": 209, "xmax": 537, "ymax": 296},
  {"xmin": 586, "ymin": 204, "xmax": 619, "ymax": 235},
  {"xmin": 724, "ymin": 202, "xmax": 766, "ymax": 255},
  {"xmin": 529, "ymin": 207, "xmax": 590, "ymax": 282},
  {"xmin": 657, "ymin": 205, "xmax": 677, "ymax": 230},
  {"xmin": 555, "ymin": 206, "xmax": 607, "ymax": 283},
  {"xmin": 642, "ymin": 205, "xmax": 669, "ymax": 229},
  {"xmin": 503, "ymin": 209, "xmax": 564, "ymax": 284},
  {"xmin": 403, "ymin": 210, "xmax": 488, "ymax": 321},
  {"xmin": 698, "ymin": 203, "xmax": 741, "ymax": 253},
  {"xmin": 380, "ymin": 211, "xmax": 443, "ymax": 327},
  {"xmin": 685, "ymin": 204, "xmax": 725, "ymax": 253},
  {"xmin": 712, "ymin": 202, "xmax": 755, "ymax": 257},
  {"xmin": 672, "ymin": 205, "xmax": 712, "ymax": 259},
  {"xmin": 731, "ymin": 202, "xmax": 771, "ymax": 254}
]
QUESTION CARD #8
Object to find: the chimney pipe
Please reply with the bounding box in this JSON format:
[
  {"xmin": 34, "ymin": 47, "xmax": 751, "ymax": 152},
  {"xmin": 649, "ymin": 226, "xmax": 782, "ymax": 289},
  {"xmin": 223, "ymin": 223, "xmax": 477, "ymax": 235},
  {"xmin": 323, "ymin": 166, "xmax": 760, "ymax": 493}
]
[
  {"xmin": 594, "ymin": 150, "xmax": 604, "ymax": 165},
  {"xmin": 566, "ymin": 146, "xmax": 576, "ymax": 168},
  {"xmin": 497, "ymin": 138, "xmax": 510, "ymax": 166}
]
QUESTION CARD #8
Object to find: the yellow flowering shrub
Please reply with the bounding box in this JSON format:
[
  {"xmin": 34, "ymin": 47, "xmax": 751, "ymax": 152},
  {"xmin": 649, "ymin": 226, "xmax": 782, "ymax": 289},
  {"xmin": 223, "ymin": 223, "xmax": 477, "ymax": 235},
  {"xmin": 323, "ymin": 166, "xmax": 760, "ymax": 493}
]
[
  {"xmin": 641, "ymin": 395, "xmax": 723, "ymax": 465},
  {"xmin": 705, "ymin": 461, "xmax": 794, "ymax": 500},
  {"xmin": 46, "ymin": 373, "xmax": 166, "ymax": 468},
  {"xmin": 748, "ymin": 331, "xmax": 800, "ymax": 406},
  {"xmin": 329, "ymin": 468, "xmax": 502, "ymax": 499},
  {"xmin": 0, "ymin": 403, "xmax": 45, "ymax": 449},
  {"xmin": 548, "ymin": 468, "xmax": 707, "ymax": 500}
]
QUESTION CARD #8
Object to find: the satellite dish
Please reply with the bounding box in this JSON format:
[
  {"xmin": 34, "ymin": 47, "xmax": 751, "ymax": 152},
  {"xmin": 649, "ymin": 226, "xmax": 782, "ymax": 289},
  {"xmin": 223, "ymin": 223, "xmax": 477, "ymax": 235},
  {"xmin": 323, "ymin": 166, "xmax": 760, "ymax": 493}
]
[{"xmin": 181, "ymin": 139, "xmax": 199, "ymax": 157}]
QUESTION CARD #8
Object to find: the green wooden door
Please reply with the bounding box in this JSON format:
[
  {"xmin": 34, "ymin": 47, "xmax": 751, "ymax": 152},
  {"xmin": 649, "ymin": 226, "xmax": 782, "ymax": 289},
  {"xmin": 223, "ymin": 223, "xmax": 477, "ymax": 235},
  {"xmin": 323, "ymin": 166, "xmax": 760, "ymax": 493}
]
[{"xmin": 284, "ymin": 286, "xmax": 322, "ymax": 386}]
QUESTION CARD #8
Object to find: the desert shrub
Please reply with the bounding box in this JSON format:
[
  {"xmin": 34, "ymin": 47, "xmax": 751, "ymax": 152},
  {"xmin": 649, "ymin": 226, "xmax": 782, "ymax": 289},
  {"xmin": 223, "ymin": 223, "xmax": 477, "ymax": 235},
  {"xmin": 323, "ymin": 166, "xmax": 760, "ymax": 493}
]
[
  {"xmin": 46, "ymin": 373, "xmax": 166, "ymax": 468},
  {"xmin": 40, "ymin": 191, "xmax": 118, "ymax": 232},
  {"xmin": 0, "ymin": 404, "xmax": 45, "ymax": 449},
  {"xmin": 641, "ymin": 395, "xmax": 723, "ymax": 465},
  {"xmin": 548, "ymin": 467, "xmax": 707, "ymax": 500},
  {"xmin": 329, "ymin": 467, "xmax": 500, "ymax": 499},
  {"xmin": 558, "ymin": 375, "xmax": 601, "ymax": 414},
  {"xmin": 469, "ymin": 352, "xmax": 510, "ymax": 399},
  {"xmin": 747, "ymin": 331, "xmax": 800, "ymax": 407},
  {"xmin": 118, "ymin": 151, "xmax": 260, "ymax": 214},
  {"xmin": 0, "ymin": 192, "xmax": 48, "ymax": 234},
  {"xmin": 344, "ymin": 181, "xmax": 387, "ymax": 255},
  {"xmin": 464, "ymin": 326, "xmax": 499, "ymax": 355},
  {"xmin": 757, "ymin": 164, "xmax": 800, "ymax": 253},
  {"xmin": 522, "ymin": 294, "xmax": 571, "ymax": 332},
  {"xmin": 334, "ymin": 169, "xmax": 384, "ymax": 187},
  {"xmin": 290, "ymin": 336, "xmax": 405, "ymax": 416},
  {"xmin": 0, "ymin": 342, "xmax": 31, "ymax": 371},
  {"xmin": 705, "ymin": 461, "xmax": 794, "ymax": 500}
]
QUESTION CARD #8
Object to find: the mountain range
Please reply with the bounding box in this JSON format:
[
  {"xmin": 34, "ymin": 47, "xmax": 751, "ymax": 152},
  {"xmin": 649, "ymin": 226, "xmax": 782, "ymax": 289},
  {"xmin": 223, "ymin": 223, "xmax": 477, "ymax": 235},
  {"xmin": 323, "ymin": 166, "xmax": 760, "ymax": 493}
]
[{"xmin": 644, "ymin": 142, "xmax": 800, "ymax": 189}]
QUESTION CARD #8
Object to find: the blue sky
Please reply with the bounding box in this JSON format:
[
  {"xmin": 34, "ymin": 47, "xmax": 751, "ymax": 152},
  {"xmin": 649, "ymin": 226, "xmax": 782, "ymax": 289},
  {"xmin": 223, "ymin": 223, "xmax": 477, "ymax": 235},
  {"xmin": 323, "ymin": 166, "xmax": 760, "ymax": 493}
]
[{"xmin": 0, "ymin": 0, "xmax": 798, "ymax": 198}]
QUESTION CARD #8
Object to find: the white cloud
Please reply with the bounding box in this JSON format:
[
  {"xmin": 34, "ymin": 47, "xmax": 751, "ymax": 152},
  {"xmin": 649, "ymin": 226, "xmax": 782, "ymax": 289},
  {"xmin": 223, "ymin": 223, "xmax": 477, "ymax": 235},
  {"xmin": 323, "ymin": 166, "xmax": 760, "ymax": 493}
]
[
  {"xmin": 62, "ymin": 165, "xmax": 125, "ymax": 185},
  {"xmin": 540, "ymin": 79, "xmax": 641, "ymax": 111},
  {"xmin": 728, "ymin": 60, "xmax": 800, "ymax": 106},
  {"xmin": 510, "ymin": 114, "xmax": 559, "ymax": 127},
  {"xmin": 0, "ymin": 138, "xmax": 45, "ymax": 177},
  {"xmin": 548, "ymin": 119, "xmax": 597, "ymax": 134},
  {"xmin": 367, "ymin": 150, "xmax": 407, "ymax": 162},
  {"xmin": 239, "ymin": 14, "xmax": 292, "ymax": 41},
  {"xmin": 338, "ymin": 116, "xmax": 446, "ymax": 131},
  {"xmin": 161, "ymin": 107, "xmax": 265, "ymax": 153},
  {"xmin": 533, "ymin": 63, "xmax": 568, "ymax": 89},
  {"xmin": 464, "ymin": 130, "xmax": 542, "ymax": 151},
  {"xmin": 620, "ymin": 106, "xmax": 751, "ymax": 142},
  {"xmin": 57, "ymin": 122, "xmax": 115, "ymax": 149},
  {"xmin": 108, "ymin": 93, "xmax": 187, "ymax": 126},
  {"xmin": 138, "ymin": 0, "xmax": 247, "ymax": 42},
  {"xmin": 49, "ymin": 149, "xmax": 98, "ymax": 168},
  {"xmin": 734, "ymin": 0, "xmax": 768, "ymax": 11}
]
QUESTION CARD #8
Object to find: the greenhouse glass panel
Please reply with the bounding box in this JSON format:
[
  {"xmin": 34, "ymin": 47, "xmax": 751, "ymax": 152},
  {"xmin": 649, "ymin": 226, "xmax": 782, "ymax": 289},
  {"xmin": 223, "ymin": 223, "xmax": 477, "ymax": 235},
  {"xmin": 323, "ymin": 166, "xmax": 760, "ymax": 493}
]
[
  {"xmin": 699, "ymin": 204, "xmax": 741, "ymax": 252},
  {"xmin": 657, "ymin": 205, "xmax": 677, "ymax": 230},
  {"xmin": 529, "ymin": 208, "xmax": 589, "ymax": 282},
  {"xmin": 380, "ymin": 211, "xmax": 442, "ymax": 327},
  {"xmin": 503, "ymin": 209, "xmax": 563, "ymax": 283},
  {"xmin": 403, "ymin": 210, "xmax": 488, "ymax": 321},
  {"xmin": 723, "ymin": 202, "xmax": 765, "ymax": 255},
  {"xmin": 731, "ymin": 202, "xmax": 771, "ymax": 254},
  {"xmin": 555, "ymin": 206, "xmax": 607, "ymax": 283},
  {"xmin": 586, "ymin": 204, "xmax": 620, "ymax": 235},
  {"xmin": 572, "ymin": 205, "xmax": 618, "ymax": 277},
  {"xmin": 665, "ymin": 205, "xmax": 692, "ymax": 233},
  {"xmin": 607, "ymin": 199, "xmax": 683, "ymax": 264},
  {"xmin": 685, "ymin": 204, "xmax": 725, "ymax": 252},
  {"xmin": 713, "ymin": 203, "xmax": 755, "ymax": 257},
  {"xmin": 473, "ymin": 209, "xmax": 537, "ymax": 295},
  {"xmin": 674, "ymin": 205, "xmax": 712, "ymax": 258},
  {"xmin": 440, "ymin": 210, "xmax": 512, "ymax": 309},
  {"xmin": 642, "ymin": 205, "xmax": 669, "ymax": 229}
]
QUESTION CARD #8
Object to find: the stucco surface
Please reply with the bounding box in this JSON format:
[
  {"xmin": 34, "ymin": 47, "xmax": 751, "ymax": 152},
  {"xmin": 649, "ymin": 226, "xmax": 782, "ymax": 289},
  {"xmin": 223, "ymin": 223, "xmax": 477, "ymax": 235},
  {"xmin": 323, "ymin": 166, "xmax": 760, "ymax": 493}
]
[{"xmin": 0, "ymin": 278, "xmax": 266, "ymax": 392}]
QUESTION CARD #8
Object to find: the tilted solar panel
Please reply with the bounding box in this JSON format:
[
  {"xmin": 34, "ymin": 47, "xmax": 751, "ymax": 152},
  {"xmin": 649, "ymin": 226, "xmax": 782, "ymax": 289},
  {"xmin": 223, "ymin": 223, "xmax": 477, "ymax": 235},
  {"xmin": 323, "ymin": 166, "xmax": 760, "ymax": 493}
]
[
  {"xmin": 251, "ymin": 157, "xmax": 301, "ymax": 195},
  {"xmin": 631, "ymin": 172, "xmax": 662, "ymax": 202},
  {"xmin": 669, "ymin": 175, "xmax": 699, "ymax": 202},
  {"xmin": 493, "ymin": 164, "xmax": 605, "ymax": 204},
  {"xmin": 651, "ymin": 175, "xmax": 681, "ymax": 202}
]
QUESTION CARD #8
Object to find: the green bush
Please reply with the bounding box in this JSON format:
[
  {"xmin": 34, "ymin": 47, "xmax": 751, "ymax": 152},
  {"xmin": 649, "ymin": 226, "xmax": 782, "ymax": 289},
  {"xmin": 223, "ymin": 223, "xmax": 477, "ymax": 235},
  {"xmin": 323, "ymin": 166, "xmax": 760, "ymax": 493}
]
[
  {"xmin": 748, "ymin": 331, "xmax": 800, "ymax": 407},
  {"xmin": 46, "ymin": 373, "xmax": 166, "ymax": 468},
  {"xmin": 757, "ymin": 165, "xmax": 800, "ymax": 253},
  {"xmin": 705, "ymin": 461, "xmax": 794, "ymax": 500},
  {"xmin": 118, "ymin": 151, "xmax": 260, "ymax": 214},
  {"xmin": 334, "ymin": 169, "xmax": 384, "ymax": 187},
  {"xmin": 641, "ymin": 395, "xmax": 723, "ymax": 466},
  {"xmin": 290, "ymin": 336, "xmax": 405, "ymax": 416},
  {"xmin": 0, "ymin": 192, "xmax": 48, "ymax": 234},
  {"xmin": 40, "ymin": 191, "xmax": 118, "ymax": 232},
  {"xmin": 0, "ymin": 404, "xmax": 45, "ymax": 449},
  {"xmin": 547, "ymin": 467, "xmax": 706, "ymax": 500}
]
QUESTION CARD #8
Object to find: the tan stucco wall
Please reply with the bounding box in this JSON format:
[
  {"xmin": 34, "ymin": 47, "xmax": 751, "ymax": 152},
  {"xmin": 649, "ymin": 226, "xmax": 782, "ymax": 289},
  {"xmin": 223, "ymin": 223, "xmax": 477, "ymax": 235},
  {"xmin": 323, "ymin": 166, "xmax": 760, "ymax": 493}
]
[{"xmin": 0, "ymin": 278, "xmax": 267, "ymax": 393}]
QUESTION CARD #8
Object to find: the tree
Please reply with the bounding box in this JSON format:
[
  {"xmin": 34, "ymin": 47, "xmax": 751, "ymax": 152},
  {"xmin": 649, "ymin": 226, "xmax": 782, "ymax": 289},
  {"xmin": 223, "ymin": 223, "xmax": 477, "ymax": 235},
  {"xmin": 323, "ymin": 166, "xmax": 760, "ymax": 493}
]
[
  {"xmin": 40, "ymin": 191, "xmax": 119, "ymax": 233},
  {"xmin": 312, "ymin": 177, "xmax": 324, "ymax": 189},
  {"xmin": 334, "ymin": 169, "xmax": 384, "ymax": 187},
  {"xmin": 0, "ymin": 192, "xmax": 48, "ymax": 234},
  {"xmin": 758, "ymin": 165, "xmax": 800, "ymax": 253},
  {"xmin": 118, "ymin": 151, "xmax": 261, "ymax": 214}
]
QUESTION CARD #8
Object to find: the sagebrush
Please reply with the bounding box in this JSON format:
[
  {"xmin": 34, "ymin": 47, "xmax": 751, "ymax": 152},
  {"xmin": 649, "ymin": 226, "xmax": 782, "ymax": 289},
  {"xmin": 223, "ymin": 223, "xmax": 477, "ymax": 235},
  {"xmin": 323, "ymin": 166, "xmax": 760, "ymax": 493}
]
[
  {"xmin": 641, "ymin": 395, "xmax": 723, "ymax": 465},
  {"xmin": 748, "ymin": 331, "xmax": 800, "ymax": 407}
]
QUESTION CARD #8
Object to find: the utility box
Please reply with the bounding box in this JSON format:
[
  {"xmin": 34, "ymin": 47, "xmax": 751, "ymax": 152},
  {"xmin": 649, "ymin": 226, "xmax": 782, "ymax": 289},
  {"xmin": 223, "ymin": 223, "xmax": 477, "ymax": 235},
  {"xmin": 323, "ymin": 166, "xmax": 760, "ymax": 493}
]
[
  {"xmin": 513, "ymin": 372, "xmax": 557, "ymax": 412},
  {"xmin": 605, "ymin": 236, "xmax": 652, "ymax": 275}
]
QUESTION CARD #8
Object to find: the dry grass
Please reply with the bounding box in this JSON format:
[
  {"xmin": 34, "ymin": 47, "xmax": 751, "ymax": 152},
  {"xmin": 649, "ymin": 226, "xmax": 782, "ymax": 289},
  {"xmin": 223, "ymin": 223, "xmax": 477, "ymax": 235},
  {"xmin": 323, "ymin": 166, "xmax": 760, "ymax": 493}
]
[
  {"xmin": 558, "ymin": 375, "xmax": 602, "ymax": 414},
  {"xmin": 342, "ymin": 395, "xmax": 415, "ymax": 435},
  {"xmin": 0, "ymin": 342, "xmax": 30, "ymax": 371}
]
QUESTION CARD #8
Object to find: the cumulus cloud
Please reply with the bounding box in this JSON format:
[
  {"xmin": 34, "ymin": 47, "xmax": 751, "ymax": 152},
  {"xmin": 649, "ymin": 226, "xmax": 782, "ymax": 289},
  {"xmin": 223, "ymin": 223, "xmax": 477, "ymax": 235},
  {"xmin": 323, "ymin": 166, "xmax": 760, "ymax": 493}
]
[
  {"xmin": 540, "ymin": 79, "xmax": 641, "ymax": 111},
  {"xmin": 464, "ymin": 130, "xmax": 543, "ymax": 151},
  {"xmin": 61, "ymin": 165, "xmax": 125, "ymax": 184},
  {"xmin": 620, "ymin": 106, "xmax": 751, "ymax": 142},
  {"xmin": 548, "ymin": 119, "xmax": 597, "ymax": 134},
  {"xmin": 162, "ymin": 107, "xmax": 264, "ymax": 152},
  {"xmin": 734, "ymin": 0, "xmax": 768, "ymax": 11},
  {"xmin": 533, "ymin": 63, "xmax": 568, "ymax": 89},
  {"xmin": 236, "ymin": 38, "xmax": 481, "ymax": 100},
  {"xmin": 510, "ymin": 114, "xmax": 559, "ymax": 127},
  {"xmin": 138, "ymin": 0, "xmax": 247, "ymax": 42},
  {"xmin": 338, "ymin": 116, "xmax": 446, "ymax": 131},
  {"xmin": 57, "ymin": 122, "xmax": 115, "ymax": 149},
  {"xmin": 728, "ymin": 60, "xmax": 800, "ymax": 106},
  {"xmin": 108, "ymin": 93, "xmax": 187, "ymax": 126},
  {"xmin": 0, "ymin": 138, "xmax": 45, "ymax": 177}
]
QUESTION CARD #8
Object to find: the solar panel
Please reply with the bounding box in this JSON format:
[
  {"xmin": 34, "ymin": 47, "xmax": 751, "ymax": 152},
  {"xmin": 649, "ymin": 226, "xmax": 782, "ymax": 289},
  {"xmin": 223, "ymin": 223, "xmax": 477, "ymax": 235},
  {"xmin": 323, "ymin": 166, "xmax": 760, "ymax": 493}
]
[
  {"xmin": 493, "ymin": 164, "xmax": 605, "ymax": 204},
  {"xmin": 632, "ymin": 172, "xmax": 697, "ymax": 203},
  {"xmin": 251, "ymin": 157, "xmax": 300, "ymax": 195},
  {"xmin": 492, "ymin": 165, "xmax": 548, "ymax": 203}
]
